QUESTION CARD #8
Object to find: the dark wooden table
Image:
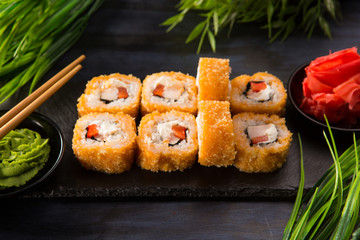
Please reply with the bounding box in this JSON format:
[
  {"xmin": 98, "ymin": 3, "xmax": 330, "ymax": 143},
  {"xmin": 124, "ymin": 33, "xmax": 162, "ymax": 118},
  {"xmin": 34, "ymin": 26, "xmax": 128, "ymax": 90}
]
[{"xmin": 1, "ymin": 0, "xmax": 360, "ymax": 239}]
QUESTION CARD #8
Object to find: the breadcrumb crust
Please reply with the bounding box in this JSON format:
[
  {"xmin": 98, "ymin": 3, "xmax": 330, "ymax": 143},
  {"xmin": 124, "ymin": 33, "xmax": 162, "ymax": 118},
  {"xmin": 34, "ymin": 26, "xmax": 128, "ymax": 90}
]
[
  {"xmin": 197, "ymin": 58, "xmax": 230, "ymax": 101},
  {"xmin": 197, "ymin": 100, "xmax": 236, "ymax": 167}
]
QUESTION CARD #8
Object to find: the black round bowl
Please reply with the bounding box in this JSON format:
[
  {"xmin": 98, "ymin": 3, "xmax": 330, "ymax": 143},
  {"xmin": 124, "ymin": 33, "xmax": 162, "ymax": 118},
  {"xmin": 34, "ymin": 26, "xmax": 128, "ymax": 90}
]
[
  {"xmin": 0, "ymin": 110, "xmax": 64, "ymax": 198},
  {"xmin": 288, "ymin": 63, "xmax": 360, "ymax": 132}
]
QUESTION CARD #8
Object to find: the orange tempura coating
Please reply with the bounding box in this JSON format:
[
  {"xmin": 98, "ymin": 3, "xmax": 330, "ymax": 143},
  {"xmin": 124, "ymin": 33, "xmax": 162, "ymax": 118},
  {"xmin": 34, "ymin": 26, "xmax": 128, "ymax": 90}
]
[
  {"xmin": 197, "ymin": 100, "xmax": 236, "ymax": 167},
  {"xmin": 196, "ymin": 58, "xmax": 230, "ymax": 101}
]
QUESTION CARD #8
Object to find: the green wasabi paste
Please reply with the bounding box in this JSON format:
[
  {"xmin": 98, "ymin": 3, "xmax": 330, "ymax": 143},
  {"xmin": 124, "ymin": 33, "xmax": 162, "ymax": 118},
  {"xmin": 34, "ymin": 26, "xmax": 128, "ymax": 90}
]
[{"xmin": 0, "ymin": 128, "xmax": 50, "ymax": 189}]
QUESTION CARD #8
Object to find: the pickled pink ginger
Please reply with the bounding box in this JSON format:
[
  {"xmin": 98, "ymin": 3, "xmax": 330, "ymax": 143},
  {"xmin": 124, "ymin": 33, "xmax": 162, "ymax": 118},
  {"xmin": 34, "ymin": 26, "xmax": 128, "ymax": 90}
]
[{"xmin": 301, "ymin": 47, "xmax": 360, "ymax": 124}]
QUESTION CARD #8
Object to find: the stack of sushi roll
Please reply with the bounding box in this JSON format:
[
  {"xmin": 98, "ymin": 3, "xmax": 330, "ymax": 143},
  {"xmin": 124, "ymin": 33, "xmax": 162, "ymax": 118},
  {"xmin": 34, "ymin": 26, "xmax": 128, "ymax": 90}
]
[
  {"xmin": 229, "ymin": 72, "xmax": 291, "ymax": 173},
  {"xmin": 72, "ymin": 112, "xmax": 137, "ymax": 174},
  {"xmin": 197, "ymin": 101, "xmax": 236, "ymax": 167},
  {"xmin": 195, "ymin": 57, "xmax": 236, "ymax": 168},
  {"xmin": 196, "ymin": 57, "xmax": 230, "ymax": 101},
  {"xmin": 77, "ymin": 73, "xmax": 142, "ymax": 118},
  {"xmin": 72, "ymin": 56, "xmax": 292, "ymax": 175},
  {"xmin": 141, "ymin": 72, "xmax": 197, "ymax": 116},
  {"xmin": 230, "ymin": 72, "xmax": 287, "ymax": 115},
  {"xmin": 74, "ymin": 73, "xmax": 140, "ymax": 174},
  {"xmin": 137, "ymin": 110, "xmax": 198, "ymax": 172},
  {"xmin": 233, "ymin": 112, "xmax": 292, "ymax": 173}
]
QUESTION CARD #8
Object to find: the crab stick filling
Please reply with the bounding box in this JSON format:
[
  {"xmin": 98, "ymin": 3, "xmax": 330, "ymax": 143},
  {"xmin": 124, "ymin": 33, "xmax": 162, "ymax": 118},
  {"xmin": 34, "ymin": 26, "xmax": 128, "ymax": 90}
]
[
  {"xmin": 100, "ymin": 78, "xmax": 129, "ymax": 103},
  {"xmin": 152, "ymin": 76, "xmax": 185, "ymax": 100},
  {"xmin": 245, "ymin": 81, "xmax": 274, "ymax": 102},
  {"xmin": 246, "ymin": 123, "xmax": 278, "ymax": 145},
  {"xmin": 151, "ymin": 120, "xmax": 188, "ymax": 146},
  {"xmin": 85, "ymin": 120, "xmax": 123, "ymax": 142}
]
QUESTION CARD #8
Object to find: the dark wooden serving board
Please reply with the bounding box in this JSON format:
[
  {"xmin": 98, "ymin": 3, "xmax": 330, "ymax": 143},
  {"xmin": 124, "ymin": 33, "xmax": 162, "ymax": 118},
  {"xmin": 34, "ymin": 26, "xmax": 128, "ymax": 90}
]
[{"xmin": 2, "ymin": 0, "xmax": 360, "ymax": 199}]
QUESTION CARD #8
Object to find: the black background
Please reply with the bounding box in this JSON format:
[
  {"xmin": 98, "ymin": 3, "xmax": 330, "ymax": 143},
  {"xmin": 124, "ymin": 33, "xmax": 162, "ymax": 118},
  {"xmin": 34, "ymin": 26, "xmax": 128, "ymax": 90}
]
[{"xmin": 1, "ymin": 0, "xmax": 359, "ymax": 239}]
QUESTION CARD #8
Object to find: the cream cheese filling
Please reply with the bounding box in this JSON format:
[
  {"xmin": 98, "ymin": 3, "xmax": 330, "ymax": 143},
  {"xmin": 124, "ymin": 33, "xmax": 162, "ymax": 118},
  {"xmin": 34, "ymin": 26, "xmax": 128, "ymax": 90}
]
[
  {"xmin": 151, "ymin": 120, "xmax": 186, "ymax": 145},
  {"xmin": 87, "ymin": 120, "xmax": 124, "ymax": 142},
  {"xmin": 247, "ymin": 123, "xmax": 277, "ymax": 144},
  {"xmin": 100, "ymin": 78, "xmax": 130, "ymax": 102},
  {"xmin": 152, "ymin": 76, "xmax": 185, "ymax": 100},
  {"xmin": 246, "ymin": 82, "xmax": 274, "ymax": 101}
]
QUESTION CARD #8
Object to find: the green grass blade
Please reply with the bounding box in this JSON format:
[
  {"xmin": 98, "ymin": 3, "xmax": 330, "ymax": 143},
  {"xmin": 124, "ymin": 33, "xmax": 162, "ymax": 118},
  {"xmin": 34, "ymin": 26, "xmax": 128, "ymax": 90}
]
[
  {"xmin": 283, "ymin": 133, "xmax": 305, "ymax": 239},
  {"xmin": 185, "ymin": 21, "xmax": 207, "ymax": 43},
  {"xmin": 0, "ymin": 0, "xmax": 103, "ymax": 101},
  {"xmin": 290, "ymin": 188, "xmax": 319, "ymax": 240},
  {"xmin": 332, "ymin": 136, "xmax": 360, "ymax": 239}
]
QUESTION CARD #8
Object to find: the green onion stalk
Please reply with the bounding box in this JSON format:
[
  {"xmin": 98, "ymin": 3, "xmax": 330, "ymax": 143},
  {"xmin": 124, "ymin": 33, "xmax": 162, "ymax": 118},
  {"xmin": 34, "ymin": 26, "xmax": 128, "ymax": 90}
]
[
  {"xmin": 283, "ymin": 117, "xmax": 360, "ymax": 240},
  {"xmin": 0, "ymin": 0, "xmax": 104, "ymax": 103}
]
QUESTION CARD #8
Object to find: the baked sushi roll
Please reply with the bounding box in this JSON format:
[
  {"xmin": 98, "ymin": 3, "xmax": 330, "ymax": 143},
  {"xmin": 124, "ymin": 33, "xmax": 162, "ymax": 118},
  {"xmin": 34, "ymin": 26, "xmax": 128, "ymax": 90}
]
[
  {"xmin": 137, "ymin": 110, "xmax": 198, "ymax": 172},
  {"xmin": 197, "ymin": 100, "xmax": 236, "ymax": 167},
  {"xmin": 196, "ymin": 57, "xmax": 230, "ymax": 101},
  {"xmin": 141, "ymin": 72, "xmax": 197, "ymax": 115},
  {"xmin": 230, "ymin": 72, "xmax": 287, "ymax": 115},
  {"xmin": 72, "ymin": 112, "xmax": 137, "ymax": 174},
  {"xmin": 233, "ymin": 112, "xmax": 292, "ymax": 173},
  {"xmin": 77, "ymin": 73, "xmax": 142, "ymax": 118}
]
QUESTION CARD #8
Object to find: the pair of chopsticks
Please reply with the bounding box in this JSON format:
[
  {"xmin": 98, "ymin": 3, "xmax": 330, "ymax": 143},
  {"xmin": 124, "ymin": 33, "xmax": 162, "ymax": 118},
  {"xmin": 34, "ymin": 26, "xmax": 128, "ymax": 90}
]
[{"xmin": 0, "ymin": 55, "xmax": 85, "ymax": 140}]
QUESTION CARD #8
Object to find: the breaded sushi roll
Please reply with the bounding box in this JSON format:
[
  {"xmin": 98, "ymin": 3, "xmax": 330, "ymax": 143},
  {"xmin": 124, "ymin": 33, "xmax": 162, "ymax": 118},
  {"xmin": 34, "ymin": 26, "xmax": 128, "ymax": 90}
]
[
  {"xmin": 72, "ymin": 112, "xmax": 137, "ymax": 174},
  {"xmin": 77, "ymin": 73, "xmax": 141, "ymax": 118},
  {"xmin": 141, "ymin": 72, "xmax": 197, "ymax": 115},
  {"xmin": 230, "ymin": 72, "xmax": 287, "ymax": 115},
  {"xmin": 233, "ymin": 112, "xmax": 292, "ymax": 173},
  {"xmin": 196, "ymin": 57, "xmax": 230, "ymax": 101},
  {"xmin": 197, "ymin": 100, "xmax": 236, "ymax": 167},
  {"xmin": 137, "ymin": 110, "xmax": 198, "ymax": 172}
]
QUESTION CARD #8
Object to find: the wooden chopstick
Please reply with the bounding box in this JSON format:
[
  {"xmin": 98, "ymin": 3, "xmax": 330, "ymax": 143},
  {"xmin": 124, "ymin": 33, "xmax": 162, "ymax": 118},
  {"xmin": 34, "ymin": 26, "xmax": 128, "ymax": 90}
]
[
  {"xmin": 0, "ymin": 57, "xmax": 84, "ymax": 140},
  {"xmin": 0, "ymin": 55, "xmax": 85, "ymax": 128}
]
